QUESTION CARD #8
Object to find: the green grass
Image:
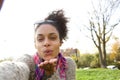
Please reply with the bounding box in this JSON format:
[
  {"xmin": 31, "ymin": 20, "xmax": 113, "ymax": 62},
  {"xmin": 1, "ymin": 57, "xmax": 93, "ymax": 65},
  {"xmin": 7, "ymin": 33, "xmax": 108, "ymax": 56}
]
[{"xmin": 76, "ymin": 68, "xmax": 120, "ymax": 80}]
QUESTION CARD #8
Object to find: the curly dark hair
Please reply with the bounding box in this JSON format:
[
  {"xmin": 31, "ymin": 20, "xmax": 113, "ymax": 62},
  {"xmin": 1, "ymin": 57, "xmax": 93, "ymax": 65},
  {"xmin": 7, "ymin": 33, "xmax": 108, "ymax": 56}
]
[
  {"xmin": 45, "ymin": 9, "xmax": 69, "ymax": 41},
  {"xmin": 34, "ymin": 9, "xmax": 69, "ymax": 41}
]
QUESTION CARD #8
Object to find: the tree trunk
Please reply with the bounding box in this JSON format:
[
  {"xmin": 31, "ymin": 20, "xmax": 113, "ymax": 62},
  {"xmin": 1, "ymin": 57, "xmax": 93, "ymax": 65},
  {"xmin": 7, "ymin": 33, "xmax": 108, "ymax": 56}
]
[
  {"xmin": 102, "ymin": 42, "xmax": 107, "ymax": 68},
  {"xmin": 98, "ymin": 46, "xmax": 106, "ymax": 68}
]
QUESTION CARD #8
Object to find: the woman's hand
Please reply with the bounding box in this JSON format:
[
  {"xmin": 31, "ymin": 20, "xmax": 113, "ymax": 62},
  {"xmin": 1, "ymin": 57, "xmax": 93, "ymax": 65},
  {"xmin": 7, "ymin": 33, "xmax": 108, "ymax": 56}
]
[{"xmin": 38, "ymin": 59, "xmax": 57, "ymax": 76}]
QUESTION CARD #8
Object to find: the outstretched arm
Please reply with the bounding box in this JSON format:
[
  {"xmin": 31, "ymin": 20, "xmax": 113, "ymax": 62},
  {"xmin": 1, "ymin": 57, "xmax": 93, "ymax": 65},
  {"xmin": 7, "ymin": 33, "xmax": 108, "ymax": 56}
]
[
  {"xmin": 16, "ymin": 54, "xmax": 35, "ymax": 80},
  {"xmin": 0, "ymin": 61, "xmax": 30, "ymax": 80}
]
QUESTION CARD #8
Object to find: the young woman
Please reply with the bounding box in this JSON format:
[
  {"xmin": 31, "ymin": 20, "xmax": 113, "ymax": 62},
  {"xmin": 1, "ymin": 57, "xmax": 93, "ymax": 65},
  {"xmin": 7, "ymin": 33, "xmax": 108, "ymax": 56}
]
[
  {"xmin": 31, "ymin": 9, "xmax": 76, "ymax": 80},
  {"xmin": 0, "ymin": 9, "xmax": 76, "ymax": 80}
]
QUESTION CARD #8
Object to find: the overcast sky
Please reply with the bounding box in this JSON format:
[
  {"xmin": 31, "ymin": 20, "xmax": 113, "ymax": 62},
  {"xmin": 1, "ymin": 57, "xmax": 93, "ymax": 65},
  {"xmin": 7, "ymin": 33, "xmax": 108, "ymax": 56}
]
[{"xmin": 0, "ymin": 0, "xmax": 119, "ymax": 59}]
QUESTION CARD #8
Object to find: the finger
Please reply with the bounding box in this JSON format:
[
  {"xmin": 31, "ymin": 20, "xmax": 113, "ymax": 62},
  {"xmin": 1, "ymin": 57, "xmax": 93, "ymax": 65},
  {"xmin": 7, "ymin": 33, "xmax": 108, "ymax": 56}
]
[
  {"xmin": 53, "ymin": 67, "xmax": 56, "ymax": 72},
  {"xmin": 49, "ymin": 59, "xmax": 57, "ymax": 66},
  {"xmin": 49, "ymin": 59, "xmax": 57, "ymax": 64},
  {"xmin": 38, "ymin": 62, "xmax": 44, "ymax": 68},
  {"xmin": 43, "ymin": 60, "xmax": 49, "ymax": 65}
]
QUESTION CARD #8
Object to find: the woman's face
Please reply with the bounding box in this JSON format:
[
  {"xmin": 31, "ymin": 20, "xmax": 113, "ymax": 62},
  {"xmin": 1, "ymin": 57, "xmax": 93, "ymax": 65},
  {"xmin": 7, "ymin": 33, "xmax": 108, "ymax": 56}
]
[{"xmin": 34, "ymin": 24, "xmax": 62, "ymax": 61}]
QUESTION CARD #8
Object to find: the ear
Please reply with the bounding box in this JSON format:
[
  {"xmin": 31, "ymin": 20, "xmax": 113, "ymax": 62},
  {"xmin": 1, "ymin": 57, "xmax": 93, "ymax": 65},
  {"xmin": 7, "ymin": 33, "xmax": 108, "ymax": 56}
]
[{"xmin": 60, "ymin": 41, "xmax": 63, "ymax": 46}]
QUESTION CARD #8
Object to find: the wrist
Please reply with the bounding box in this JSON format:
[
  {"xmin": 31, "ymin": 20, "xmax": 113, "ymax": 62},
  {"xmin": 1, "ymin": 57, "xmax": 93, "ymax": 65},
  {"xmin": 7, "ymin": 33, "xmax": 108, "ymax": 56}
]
[{"xmin": 42, "ymin": 71, "xmax": 52, "ymax": 80}]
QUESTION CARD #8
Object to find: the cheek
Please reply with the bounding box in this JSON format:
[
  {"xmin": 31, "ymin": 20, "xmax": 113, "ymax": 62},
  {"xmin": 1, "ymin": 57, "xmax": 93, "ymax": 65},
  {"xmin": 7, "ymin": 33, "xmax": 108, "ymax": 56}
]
[
  {"xmin": 54, "ymin": 41, "xmax": 61, "ymax": 47},
  {"xmin": 53, "ymin": 42, "xmax": 61, "ymax": 52},
  {"xmin": 35, "ymin": 42, "xmax": 42, "ymax": 50},
  {"xmin": 35, "ymin": 42, "xmax": 44, "ymax": 57}
]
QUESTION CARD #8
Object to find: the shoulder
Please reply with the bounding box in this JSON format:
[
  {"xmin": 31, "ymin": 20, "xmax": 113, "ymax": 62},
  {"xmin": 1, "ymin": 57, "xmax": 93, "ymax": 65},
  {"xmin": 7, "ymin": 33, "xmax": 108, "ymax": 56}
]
[
  {"xmin": 15, "ymin": 54, "xmax": 36, "ymax": 80},
  {"xmin": 15, "ymin": 54, "xmax": 35, "ymax": 71},
  {"xmin": 65, "ymin": 57, "xmax": 76, "ymax": 68},
  {"xmin": 16, "ymin": 54, "xmax": 33, "ymax": 62},
  {"xmin": 65, "ymin": 57, "xmax": 76, "ymax": 80},
  {"xmin": 65, "ymin": 57, "xmax": 76, "ymax": 71}
]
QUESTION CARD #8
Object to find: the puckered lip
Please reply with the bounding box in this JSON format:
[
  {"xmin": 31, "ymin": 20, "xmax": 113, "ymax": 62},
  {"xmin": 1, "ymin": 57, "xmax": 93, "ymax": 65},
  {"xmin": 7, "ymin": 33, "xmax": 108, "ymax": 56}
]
[{"xmin": 43, "ymin": 49, "xmax": 53, "ymax": 55}]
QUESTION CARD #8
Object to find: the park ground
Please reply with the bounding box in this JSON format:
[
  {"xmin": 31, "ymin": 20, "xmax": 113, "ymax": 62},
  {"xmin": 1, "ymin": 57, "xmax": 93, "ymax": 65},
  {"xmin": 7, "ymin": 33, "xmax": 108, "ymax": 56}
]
[{"xmin": 76, "ymin": 68, "xmax": 120, "ymax": 80}]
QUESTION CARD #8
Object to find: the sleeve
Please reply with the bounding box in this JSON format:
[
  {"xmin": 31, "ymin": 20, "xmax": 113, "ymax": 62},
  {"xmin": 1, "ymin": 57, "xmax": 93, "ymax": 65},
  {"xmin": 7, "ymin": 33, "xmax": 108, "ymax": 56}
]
[
  {"xmin": 16, "ymin": 54, "xmax": 35, "ymax": 72},
  {"xmin": 66, "ymin": 57, "xmax": 76, "ymax": 80},
  {"xmin": 16, "ymin": 54, "xmax": 35, "ymax": 80},
  {"xmin": 0, "ymin": 61, "xmax": 30, "ymax": 80}
]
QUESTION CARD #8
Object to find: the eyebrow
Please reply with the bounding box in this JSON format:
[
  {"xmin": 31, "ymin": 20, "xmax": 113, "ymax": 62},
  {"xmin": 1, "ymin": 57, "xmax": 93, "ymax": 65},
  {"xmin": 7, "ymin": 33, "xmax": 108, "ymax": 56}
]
[{"xmin": 37, "ymin": 33, "xmax": 57, "ymax": 36}]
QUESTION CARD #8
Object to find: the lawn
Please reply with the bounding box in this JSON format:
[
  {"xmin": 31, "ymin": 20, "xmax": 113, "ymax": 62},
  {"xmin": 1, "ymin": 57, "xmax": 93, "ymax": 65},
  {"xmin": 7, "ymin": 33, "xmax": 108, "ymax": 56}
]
[{"xmin": 76, "ymin": 68, "xmax": 120, "ymax": 80}]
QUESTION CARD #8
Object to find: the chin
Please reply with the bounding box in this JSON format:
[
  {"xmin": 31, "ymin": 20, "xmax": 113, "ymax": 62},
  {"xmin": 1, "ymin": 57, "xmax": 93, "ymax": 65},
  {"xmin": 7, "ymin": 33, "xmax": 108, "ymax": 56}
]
[
  {"xmin": 44, "ymin": 57, "xmax": 52, "ymax": 61},
  {"xmin": 45, "ymin": 56, "xmax": 57, "ymax": 61}
]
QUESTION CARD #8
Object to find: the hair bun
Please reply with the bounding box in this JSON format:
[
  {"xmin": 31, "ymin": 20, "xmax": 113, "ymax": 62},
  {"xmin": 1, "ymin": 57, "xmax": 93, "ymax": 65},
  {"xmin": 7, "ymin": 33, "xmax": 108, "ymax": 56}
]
[{"xmin": 45, "ymin": 9, "xmax": 69, "ymax": 40}]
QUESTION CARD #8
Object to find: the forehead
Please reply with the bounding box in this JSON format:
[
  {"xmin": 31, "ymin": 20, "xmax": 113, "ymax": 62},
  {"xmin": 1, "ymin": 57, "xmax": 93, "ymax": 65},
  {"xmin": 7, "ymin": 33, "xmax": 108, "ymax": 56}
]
[{"xmin": 35, "ymin": 24, "xmax": 59, "ymax": 35}]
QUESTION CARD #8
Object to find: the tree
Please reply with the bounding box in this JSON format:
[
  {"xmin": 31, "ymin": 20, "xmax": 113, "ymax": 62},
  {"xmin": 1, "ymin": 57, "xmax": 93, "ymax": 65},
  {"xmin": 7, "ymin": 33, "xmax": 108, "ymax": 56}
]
[
  {"xmin": 110, "ymin": 38, "xmax": 120, "ymax": 61},
  {"xmin": 84, "ymin": 0, "xmax": 120, "ymax": 68}
]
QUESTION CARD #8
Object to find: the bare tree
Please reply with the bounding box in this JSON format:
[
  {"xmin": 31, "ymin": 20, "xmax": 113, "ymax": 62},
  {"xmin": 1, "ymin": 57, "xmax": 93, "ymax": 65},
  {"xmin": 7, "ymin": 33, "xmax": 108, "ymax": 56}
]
[{"xmin": 85, "ymin": 0, "xmax": 120, "ymax": 68}]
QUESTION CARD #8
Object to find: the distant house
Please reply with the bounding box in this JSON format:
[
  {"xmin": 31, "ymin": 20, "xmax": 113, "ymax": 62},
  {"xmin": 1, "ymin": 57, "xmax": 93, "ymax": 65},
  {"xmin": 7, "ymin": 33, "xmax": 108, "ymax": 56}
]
[{"xmin": 60, "ymin": 48, "xmax": 80, "ymax": 62}]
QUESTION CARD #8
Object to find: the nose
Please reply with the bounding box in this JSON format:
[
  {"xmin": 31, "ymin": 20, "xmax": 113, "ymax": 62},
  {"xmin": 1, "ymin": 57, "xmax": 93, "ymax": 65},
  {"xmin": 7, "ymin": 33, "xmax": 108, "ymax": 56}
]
[{"xmin": 43, "ymin": 38, "xmax": 50, "ymax": 47}]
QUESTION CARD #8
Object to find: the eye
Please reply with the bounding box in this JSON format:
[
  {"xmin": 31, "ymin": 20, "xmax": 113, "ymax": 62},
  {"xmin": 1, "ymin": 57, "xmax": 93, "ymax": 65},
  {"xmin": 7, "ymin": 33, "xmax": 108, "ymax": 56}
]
[
  {"xmin": 37, "ymin": 37, "xmax": 44, "ymax": 42},
  {"xmin": 49, "ymin": 36, "xmax": 57, "ymax": 40}
]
